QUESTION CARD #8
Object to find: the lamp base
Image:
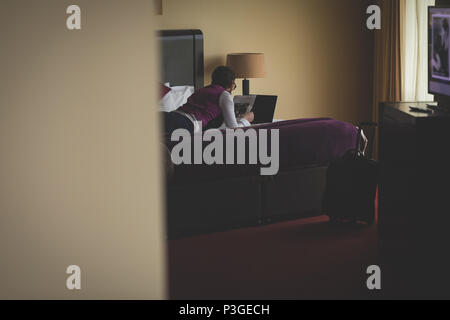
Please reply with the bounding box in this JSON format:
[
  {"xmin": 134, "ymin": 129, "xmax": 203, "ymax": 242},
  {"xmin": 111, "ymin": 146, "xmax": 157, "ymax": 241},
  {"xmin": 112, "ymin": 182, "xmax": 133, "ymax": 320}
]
[{"xmin": 242, "ymin": 79, "xmax": 250, "ymax": 96}]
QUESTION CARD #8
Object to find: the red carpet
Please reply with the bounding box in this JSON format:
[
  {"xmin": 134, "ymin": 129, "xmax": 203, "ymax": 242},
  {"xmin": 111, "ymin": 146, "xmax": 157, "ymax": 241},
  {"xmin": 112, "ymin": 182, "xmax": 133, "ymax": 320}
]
[{"xmin": 168, "ymin": 213, "xmax": 378, "ymax": 300}]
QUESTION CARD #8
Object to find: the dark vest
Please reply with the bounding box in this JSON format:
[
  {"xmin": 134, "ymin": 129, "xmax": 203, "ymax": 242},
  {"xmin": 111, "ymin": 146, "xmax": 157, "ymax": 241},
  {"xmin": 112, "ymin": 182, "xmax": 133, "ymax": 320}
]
[{"xmin": 179, "ymin": 85, "xmax": 225, "ymax": 127}]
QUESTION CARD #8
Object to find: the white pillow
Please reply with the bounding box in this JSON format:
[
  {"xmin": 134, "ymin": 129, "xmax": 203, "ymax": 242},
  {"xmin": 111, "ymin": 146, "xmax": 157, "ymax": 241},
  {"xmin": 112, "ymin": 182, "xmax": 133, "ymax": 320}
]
[{"xmin": 160, "ymin": 85, "xmax": 195, "ymax": 112}]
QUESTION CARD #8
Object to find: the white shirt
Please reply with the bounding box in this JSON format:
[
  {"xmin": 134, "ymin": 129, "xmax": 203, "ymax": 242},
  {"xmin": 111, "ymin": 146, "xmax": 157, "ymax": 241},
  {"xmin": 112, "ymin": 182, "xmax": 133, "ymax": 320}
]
[
  {"xmin": 218, "ymin": 91, "xmax": 251, "ymax": 129},
  {"xmin": 177, "ymin": 91, "xmax": 250, "ymax": 133}
]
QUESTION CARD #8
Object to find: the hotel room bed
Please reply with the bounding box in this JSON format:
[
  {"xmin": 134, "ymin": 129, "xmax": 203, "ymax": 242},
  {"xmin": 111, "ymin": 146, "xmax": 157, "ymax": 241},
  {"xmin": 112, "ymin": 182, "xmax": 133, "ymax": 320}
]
[
  {"xmin": 169, "ymin": 118, "xmax": 357, "ymax": 183},
  {"xmin": 160, "ymin": 30, "xmax": 358, "ymax": 238}
]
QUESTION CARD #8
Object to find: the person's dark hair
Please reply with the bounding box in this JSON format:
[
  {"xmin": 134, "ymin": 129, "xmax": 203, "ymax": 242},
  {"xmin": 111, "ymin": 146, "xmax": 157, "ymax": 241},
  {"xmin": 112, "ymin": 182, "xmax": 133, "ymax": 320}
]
[{"xmin": 211, "ymin": 66, "xmax": 235, "ymax": 89}]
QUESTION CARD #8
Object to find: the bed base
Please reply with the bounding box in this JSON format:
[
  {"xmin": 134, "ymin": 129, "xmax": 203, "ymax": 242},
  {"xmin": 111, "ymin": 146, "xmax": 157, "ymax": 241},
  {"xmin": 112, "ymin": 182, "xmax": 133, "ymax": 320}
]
[{"xmin": 166, "ymin": 165, "xmax": 328, "ymax": 239}]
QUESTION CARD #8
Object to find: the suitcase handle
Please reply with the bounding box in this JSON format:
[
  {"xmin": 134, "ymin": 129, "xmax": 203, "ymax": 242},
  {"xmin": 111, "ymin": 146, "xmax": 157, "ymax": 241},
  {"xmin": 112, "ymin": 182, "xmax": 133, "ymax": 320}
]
[
  {"xmin": 347, "ymin": 126, "xmax": 364, "ymax": 158},
  {"xmin": 356, "ymin": 122, "xmax": 378, "ymax": 159}
]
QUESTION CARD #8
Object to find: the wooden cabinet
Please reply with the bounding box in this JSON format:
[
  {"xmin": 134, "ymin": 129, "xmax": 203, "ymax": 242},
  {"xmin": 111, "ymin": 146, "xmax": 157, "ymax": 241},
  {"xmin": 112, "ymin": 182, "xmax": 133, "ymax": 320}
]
[{"xmin": 379, "ymin": 102, "xmax": 450, "ymax": 298}]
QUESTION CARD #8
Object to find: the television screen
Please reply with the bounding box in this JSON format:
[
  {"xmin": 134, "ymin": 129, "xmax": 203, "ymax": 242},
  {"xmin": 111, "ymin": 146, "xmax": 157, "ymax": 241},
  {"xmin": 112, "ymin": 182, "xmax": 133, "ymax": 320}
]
[{"xmin": 429, "ymin": 7, "xmax": 450, "ymax": 97}]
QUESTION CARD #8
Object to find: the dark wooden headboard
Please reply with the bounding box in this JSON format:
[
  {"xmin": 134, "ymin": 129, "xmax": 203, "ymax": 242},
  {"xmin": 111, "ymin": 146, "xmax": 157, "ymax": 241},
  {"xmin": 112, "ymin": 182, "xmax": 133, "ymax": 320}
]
[{"xmin": 158, "ymin": 29, "xmax": 204, "ymax": 90}]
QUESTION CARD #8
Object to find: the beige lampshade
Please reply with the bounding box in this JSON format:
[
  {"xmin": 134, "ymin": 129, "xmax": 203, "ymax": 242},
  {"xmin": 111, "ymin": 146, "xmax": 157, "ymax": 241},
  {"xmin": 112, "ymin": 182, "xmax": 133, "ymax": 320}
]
[{"xmin": 226, "ymin": 53, "xmax": 266, "ymax": 79}]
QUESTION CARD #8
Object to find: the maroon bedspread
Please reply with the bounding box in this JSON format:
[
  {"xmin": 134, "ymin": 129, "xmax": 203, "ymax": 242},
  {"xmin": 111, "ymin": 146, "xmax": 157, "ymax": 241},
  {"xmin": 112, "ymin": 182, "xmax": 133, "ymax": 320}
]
[{"xmin": 168, "ymin": 118, "xmax": 357, "ymax": 183}]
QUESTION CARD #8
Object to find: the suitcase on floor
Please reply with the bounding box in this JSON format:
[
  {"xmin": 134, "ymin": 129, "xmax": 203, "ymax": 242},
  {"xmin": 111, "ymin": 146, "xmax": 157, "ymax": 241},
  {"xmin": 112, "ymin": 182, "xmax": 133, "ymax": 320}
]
[{"xmin": 324, "ymin": 123, "xmax": 379, "ymax": 226}]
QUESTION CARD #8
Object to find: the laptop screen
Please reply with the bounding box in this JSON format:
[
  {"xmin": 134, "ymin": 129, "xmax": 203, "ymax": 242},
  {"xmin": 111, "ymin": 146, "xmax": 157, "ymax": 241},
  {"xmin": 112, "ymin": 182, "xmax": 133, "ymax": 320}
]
[{"xmin": 252, "ymin": 95, "xmax": 278, "ymax": 124}]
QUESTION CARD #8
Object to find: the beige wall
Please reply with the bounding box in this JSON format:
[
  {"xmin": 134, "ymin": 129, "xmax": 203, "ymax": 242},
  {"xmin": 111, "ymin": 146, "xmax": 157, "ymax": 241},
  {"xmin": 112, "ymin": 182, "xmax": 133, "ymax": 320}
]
[
  {"xmin": 157, "ymin": 0, "xmax": 374, "ymax": 124},
  {"xmin": 0, "ymin": 1, "xmax": 166, "ymax": 299}
]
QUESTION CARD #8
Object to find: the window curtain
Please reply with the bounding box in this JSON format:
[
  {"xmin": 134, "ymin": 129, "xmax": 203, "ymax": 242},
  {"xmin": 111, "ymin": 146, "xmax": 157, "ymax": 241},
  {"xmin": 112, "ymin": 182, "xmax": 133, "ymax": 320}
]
[
  {"xmin": 372, "ymin": 0, "xmax": 403, "ymax": 158},
  {"xmin": 402, "ymin": 0, "xmax": 435, "ymax": 101},
  {"xmin": 373, "ymin": 0, "xmax": 403, "ymax": 119}
]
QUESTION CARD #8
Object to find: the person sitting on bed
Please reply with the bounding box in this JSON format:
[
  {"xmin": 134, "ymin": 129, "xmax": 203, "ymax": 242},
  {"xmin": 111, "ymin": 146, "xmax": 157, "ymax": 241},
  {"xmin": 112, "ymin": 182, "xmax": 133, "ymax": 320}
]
[{"xmin": 162, "ymin": 66, "xmax": 254, "ymax": 136}]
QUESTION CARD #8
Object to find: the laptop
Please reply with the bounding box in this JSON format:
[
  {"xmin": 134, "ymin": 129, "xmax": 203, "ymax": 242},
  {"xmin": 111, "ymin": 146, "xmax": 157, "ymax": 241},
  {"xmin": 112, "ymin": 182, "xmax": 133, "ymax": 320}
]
[
  {"xmin": 234, "ymin": 95, "xmax": 278, "ymax": 125},
  {"xmin": 252, "ymin": 95, "xmax": 278, "ymax": 124}
]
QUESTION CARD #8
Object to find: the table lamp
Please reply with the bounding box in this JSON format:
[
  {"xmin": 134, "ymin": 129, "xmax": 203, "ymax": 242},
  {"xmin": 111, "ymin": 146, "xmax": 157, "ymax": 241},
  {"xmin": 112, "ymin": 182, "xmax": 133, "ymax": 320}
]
[{"xmin": 226, "ymin": 53, "xmax": 266, "ymax": 95}]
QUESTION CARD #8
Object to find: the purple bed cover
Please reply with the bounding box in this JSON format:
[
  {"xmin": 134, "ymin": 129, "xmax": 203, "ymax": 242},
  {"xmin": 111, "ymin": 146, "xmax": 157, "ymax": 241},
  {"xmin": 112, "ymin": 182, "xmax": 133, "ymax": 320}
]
[{"xmin": 169, "ymin": 118, "xmax": 358, "ymax": 183}]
